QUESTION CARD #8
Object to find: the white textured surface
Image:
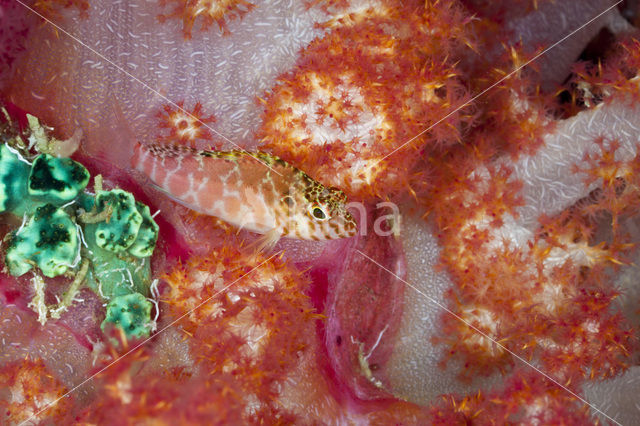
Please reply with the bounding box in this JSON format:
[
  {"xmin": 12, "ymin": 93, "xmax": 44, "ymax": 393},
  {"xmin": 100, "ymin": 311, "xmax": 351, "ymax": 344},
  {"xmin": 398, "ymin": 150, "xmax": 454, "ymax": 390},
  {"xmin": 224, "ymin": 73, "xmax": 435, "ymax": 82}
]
[
  {"xmin": 511, "ymin": 89, "xmax": 640, "ymax": 230},
  {"xmin": 583, "ymin": 366, "xmax": 640, "ymax": 424},
  {"xmin": 22, "ymin": 0, "xmax": 331, "ymax": 150},
  {"xmin": 385, "ymin": 90, "xmax": 640, "ymax": 407},
  {"xmin": 507, "ymin": 0, "xmax": 631, "ymax": 90},
  {"xmin": 385, "ymin": 210, "xmax": 501, "ymax": 404}
]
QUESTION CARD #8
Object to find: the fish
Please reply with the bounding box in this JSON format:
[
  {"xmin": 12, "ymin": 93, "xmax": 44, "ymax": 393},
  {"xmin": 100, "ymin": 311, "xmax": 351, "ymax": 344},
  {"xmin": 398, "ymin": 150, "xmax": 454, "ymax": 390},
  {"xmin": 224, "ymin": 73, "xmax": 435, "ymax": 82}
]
[{"xmin": 131, "ymin": 142, "xmax": 358, "ymax": 250}]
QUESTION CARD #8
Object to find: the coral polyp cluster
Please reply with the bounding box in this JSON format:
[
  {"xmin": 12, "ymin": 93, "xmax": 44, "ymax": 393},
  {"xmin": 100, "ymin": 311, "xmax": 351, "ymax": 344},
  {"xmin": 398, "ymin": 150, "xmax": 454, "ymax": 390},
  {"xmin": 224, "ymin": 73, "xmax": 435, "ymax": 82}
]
[
  {"xmin": 0, "ymin": 358, "xmax": 72, "ymax": 425},
  {"xmin": 258, "ymin": 1, "xmax": 473, "ymax": 198},
  {"xmin": 33, "ymin": 0, "xmax": 90, "ymax": 22},
  {"xmin": 431, "ymin": 370, "xmax": 594, "ymax": 424},
  {"xmin": 158, "ymin": 0, "xmax": 255, "ymax": 38},
  {"xmin": 0, "ymin": 144, "xmax": 89, "ymax": 279},
  {"xmin": 426, "ymin": 36, "xmax": 640, "ymax": 397},
  {"xmin": 155, "ymin": 101, "xmax": 217, "ymax": 148},
  {"xmin": 163, "ymin": 243, "xmax": 319, "ymax": 421},
  {"xmin": 74, "ymin": 339, "xmax": 245, "ymax": 424}
]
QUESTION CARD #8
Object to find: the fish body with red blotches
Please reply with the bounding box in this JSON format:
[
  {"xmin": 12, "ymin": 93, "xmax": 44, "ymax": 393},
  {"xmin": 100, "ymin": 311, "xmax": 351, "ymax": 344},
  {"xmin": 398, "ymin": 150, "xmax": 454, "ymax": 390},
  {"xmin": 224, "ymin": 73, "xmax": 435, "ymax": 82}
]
[{"xmin": 132, "ymin": 143, "xmax": 357, "ymax": 248}]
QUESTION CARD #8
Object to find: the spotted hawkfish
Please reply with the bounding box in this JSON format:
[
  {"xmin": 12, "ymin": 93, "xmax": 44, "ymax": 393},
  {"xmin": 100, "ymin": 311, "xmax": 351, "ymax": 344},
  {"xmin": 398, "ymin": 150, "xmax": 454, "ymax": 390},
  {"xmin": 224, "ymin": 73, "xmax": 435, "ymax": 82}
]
[{"xmin": 131, "ymin": 143, "xmax": 357, "ymax": 249}]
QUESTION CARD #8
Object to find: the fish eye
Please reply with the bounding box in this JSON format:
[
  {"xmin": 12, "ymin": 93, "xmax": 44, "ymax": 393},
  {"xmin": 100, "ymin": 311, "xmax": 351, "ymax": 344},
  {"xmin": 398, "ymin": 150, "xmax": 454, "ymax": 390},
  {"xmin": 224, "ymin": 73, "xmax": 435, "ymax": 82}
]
[{"xmin": 309, "ymin": 204, "xmax": 329, "ymax": 221}]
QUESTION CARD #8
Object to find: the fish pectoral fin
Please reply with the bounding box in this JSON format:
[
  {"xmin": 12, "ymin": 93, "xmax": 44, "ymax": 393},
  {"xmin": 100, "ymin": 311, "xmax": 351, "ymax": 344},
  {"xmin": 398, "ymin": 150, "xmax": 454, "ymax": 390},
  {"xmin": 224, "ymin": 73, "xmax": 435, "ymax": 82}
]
[{"xmin": 242, "ymin": 228, "xmax": 282, "ymax": 256}]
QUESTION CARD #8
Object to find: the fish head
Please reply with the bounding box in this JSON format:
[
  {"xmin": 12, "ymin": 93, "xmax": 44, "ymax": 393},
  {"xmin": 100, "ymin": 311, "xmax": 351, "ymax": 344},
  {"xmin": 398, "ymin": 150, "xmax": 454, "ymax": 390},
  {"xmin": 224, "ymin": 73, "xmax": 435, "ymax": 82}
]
[{"xmin": 280, "ymin": 177, "xmax": 357, "ymax": 240}]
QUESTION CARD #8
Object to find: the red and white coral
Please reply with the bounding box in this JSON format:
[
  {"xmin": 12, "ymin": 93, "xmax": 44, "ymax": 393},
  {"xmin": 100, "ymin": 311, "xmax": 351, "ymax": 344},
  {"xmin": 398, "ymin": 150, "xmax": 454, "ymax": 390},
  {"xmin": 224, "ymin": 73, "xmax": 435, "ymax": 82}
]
[
  {"xmin": 431, "ymin": 369, "xmax": 594, "ymax": 424},
  {"xmin": 2, "ymin": 0, "xmax": 640, "ymax": 423},
  {"xmin": 0, "ymin": 359, "xmax": 72, "ymax": 424},
  {"xmin": 428, "ymin": 41, "xmax": 640, "ymax": 393},
  {"xmin": 258, "ymin": 1, "xmax": 473, "ymax": 198},
  {"xmin": 162, "ymin": 244, "xmax": 321, "ymax": 421},
  {"xmin": 155, "ymin": 101, "xmax": 217, "ymax": 147}
]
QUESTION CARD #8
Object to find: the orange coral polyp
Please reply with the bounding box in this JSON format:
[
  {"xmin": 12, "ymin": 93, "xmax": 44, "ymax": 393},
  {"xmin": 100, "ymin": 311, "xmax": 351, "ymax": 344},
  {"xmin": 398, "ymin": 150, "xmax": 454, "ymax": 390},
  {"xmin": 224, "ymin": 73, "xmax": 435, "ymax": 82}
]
[
  {"xmin": 0, "ymin": 359, "xmax": 71, "ymax": 424},
  {"xmin": 428, "ymin": 131, "xmax": 637, "ymax": 381},
  {"xmin": 33, "ymin": 0, "xmax": 90, "ymax": 21},
  {"xmin": 258, "ymin": 5, "xmax": 471, "ymax": 198},
  {"xmin": 158, "ymin": 0, "xmax": 255, "ymax": 37},
  {"xmin": 155, "ymin": 101, "xmax": 216, "ymax": 147},
  {"xmin": 431, "ymin": 370, "xmax": 594, "ymax": 424},
  {"xmin": 162, "ymin": 244, "xmax": 318, "ymax": 417}
]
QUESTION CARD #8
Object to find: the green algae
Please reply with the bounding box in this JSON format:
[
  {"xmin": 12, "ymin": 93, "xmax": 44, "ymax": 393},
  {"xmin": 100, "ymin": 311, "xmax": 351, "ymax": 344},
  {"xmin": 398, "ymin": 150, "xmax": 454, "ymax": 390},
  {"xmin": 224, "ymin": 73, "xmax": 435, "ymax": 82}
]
[
  {"xmin": 0, "ymin": 144, "xmax": 30, "ymax": 214},
  {"xmin": 5, "ymin": 204, "xmax": 79, "ymax": 278},
  {"xmin": 1, "ymin": 113, "xmax": 160, "ymax": 337},
  {"xmin": 101, "ymin": 293, "xmax": 154, "ymax": 339},
  {"xmin": 28, "ymin": 153, "xmax": 90, "ymax": 203}
]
